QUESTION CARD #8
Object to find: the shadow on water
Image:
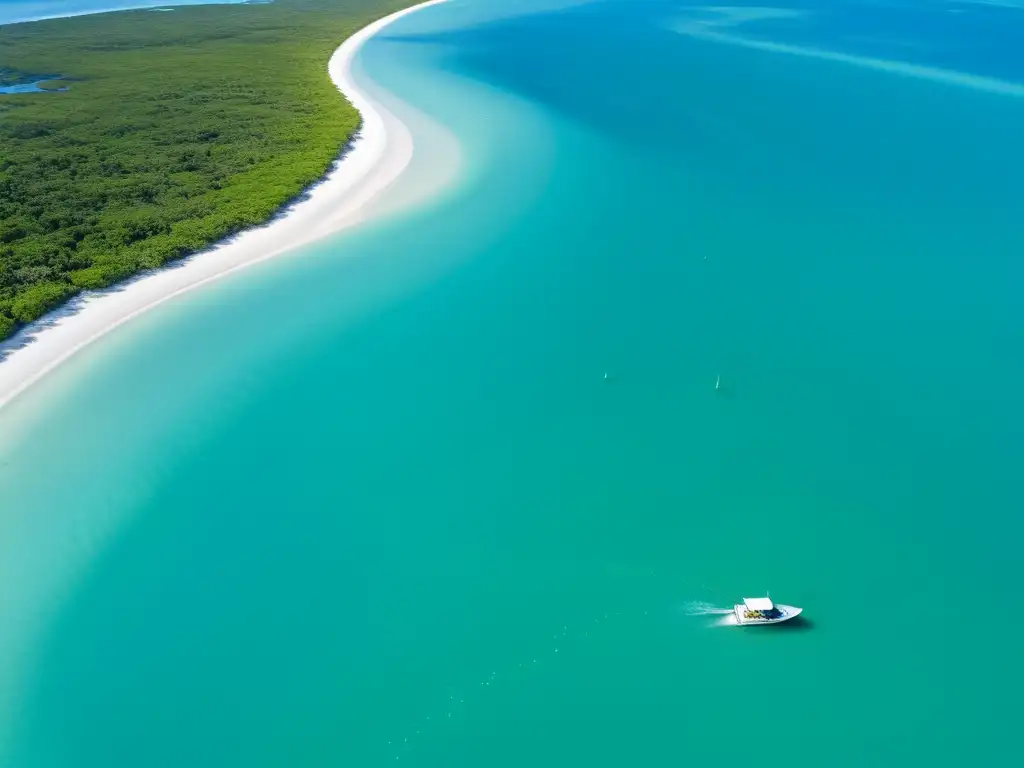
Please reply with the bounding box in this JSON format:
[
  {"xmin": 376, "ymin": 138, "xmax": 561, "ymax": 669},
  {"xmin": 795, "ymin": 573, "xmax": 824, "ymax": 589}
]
[
  {"xmin": 771, "ymin": 615, "xmax": 815, "ymax": 632},
  {"xmin": 734, "ymin": 615, "xmax": 814, "ymax": 633}
]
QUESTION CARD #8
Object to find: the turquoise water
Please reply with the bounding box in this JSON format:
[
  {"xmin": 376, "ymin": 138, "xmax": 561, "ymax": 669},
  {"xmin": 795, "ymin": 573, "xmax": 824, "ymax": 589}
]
[
  {"xmin": 0, "ymin": 0, "xmax": 253, "ymax": 25},
  {"xmin": 2, "ymin": 0, "xmax": 1023, "ymax": 764},
  {"xmin": 0, "ymin": 80, "xmax": 51, "ymax": 93},
  {"xmin": 0, "ymin": 74, "xmax": 66, "ymax": 93}
]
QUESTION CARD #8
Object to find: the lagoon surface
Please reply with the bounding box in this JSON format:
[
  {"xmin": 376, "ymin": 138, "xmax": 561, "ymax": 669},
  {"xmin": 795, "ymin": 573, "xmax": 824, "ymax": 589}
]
[
  {"xmin": 0, "ymin": 0, "xmax": 252, "ymax": 25},
  {"xmin": 1, "ymin": 1, "xmax": 1023, "ymax": 765},
  {"xmin": 0, "ymin": 81, "xmax": 46, "ymax": 93},
  {"xmin": 0, "ymin": 76, "xmax": 65, "ymax": 93}
]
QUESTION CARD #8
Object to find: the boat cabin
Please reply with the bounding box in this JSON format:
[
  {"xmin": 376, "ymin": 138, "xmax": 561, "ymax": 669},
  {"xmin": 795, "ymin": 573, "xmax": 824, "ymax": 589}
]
[
  {"xmin": 731, "ymin": 594, "xmax": 802, "ymax": 625},
  {"xmin": 740, "ymin": 596, "xmax": 779, "ymax": 620}
]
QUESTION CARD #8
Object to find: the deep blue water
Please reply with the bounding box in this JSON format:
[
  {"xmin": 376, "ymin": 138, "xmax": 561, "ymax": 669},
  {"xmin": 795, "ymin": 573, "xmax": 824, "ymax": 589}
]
[{"xmin": 738, "ymin": 0, "xmax": 1024, "ymax": 80}]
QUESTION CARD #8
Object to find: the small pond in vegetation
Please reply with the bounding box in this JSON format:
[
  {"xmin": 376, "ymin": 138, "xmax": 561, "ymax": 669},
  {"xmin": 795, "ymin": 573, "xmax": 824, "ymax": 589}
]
[{"xmin": 0, "ymin": 78, "xmax": 68, "ymax": 94}]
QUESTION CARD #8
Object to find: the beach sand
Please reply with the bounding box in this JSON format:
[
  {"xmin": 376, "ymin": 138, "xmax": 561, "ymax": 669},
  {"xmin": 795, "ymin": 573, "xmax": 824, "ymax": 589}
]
[{"xmin": 0, "ymin": 0, "xmax": 452, "ymax": 413}]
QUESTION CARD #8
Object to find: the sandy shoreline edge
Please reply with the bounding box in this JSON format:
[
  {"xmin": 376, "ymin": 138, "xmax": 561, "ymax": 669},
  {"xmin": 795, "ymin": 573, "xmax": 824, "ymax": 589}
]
[{"xmin": 0, "ymin": 0, "xmax": 449, "ymax": 413}]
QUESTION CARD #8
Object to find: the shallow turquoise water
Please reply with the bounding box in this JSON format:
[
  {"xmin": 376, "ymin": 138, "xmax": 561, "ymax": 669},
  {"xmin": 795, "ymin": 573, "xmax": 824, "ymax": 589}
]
[
  {"xmin": 1, "ymin": 1, "xmax": 1023, "ymax": 765},
  {"xmin": 0, "ymin": 0, "xmax": 250, "ymax": 25},
  {"xmin": 0, "ymin": 80, "xmax": 54, "ymax": 93}
]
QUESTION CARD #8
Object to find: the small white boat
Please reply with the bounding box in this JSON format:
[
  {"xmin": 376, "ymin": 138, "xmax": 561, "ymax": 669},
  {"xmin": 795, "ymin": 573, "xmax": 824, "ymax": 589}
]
[
  {"xmin": 733, "ymin": 595, "xmax": 802, "ymax": 626},
  {"xmin": 715, "ymin": 374, "xmax": 721, "ymax": 391}
]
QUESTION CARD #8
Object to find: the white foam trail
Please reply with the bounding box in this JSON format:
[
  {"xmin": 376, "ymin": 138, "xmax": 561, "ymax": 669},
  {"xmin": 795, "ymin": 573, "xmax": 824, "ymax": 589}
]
[
  {"xmin": 681, "ymin": 600, "xmax": 740, "ymax": 627},
  {"xmin": 682, "ymin": 600, "xmax": 734, "ymax": 616},
  {"xmin": 671, "ymin": 19, "xmax": 1024, "ymax": 98}
]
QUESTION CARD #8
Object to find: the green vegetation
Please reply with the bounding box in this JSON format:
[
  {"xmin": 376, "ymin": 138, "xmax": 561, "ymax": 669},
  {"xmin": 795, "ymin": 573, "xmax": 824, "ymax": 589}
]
[{"xmin": 0, "ymin": 0, "xmax": 412, "ymax": 340}]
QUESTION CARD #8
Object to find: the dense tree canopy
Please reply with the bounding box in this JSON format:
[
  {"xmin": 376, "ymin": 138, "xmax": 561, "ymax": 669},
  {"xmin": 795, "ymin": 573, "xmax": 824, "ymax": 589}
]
[{"xmin": 0, "ymin": 0, "xmax": 410, "ymax": 340}]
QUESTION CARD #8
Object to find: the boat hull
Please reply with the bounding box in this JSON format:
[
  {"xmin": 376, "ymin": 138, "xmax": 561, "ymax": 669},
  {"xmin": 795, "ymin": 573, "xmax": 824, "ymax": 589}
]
[{"xmin": 732, "ymin": 604, "xmax": 802, "ymax": 626}]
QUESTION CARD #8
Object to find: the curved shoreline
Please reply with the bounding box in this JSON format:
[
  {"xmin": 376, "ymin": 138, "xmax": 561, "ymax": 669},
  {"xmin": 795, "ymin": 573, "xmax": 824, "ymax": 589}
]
[{"xmin": 0, "ymin": 0, "xmax": 449, "ymax": 414}]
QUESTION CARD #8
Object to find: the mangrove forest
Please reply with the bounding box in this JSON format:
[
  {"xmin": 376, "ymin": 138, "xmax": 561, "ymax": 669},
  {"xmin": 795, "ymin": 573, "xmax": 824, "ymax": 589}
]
[{"xmin": 0, "ymin": 0, "xmax": 411, "ymax": 341}]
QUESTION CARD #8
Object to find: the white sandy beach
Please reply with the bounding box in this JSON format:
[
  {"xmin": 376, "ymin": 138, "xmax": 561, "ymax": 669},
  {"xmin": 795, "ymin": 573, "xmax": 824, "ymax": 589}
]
[{"xmin": 0, "ymin": 0, "xmax": 450, "ymax": 412}]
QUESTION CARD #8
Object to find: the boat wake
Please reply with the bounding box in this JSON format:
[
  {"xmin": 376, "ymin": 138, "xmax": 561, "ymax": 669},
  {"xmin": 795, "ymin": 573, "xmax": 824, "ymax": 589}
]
[
  {"xmin": 681, "ymin": 600, "xmax": 733, "ymax": 617},
  {"xmin": 681, "ymin": 600, "xmax": 740, "ymax": 628}
]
